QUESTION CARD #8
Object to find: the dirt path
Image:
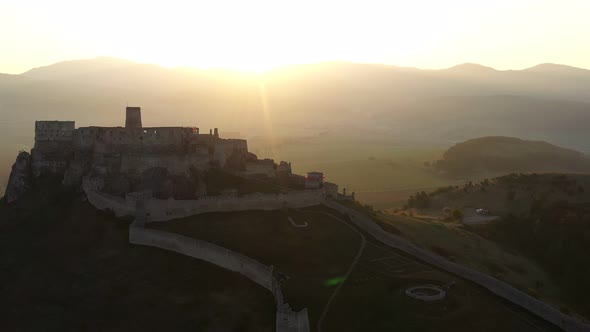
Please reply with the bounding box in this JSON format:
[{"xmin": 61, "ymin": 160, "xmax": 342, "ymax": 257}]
[{"xmin": 304, "ymin": 211, "xmax": 367, "ymax": 332}]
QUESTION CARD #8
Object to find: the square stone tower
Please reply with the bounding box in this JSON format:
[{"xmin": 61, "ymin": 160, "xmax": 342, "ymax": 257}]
[{"xmin": 125, "ymin": 106, "xmax": 142, "ymax": 128}]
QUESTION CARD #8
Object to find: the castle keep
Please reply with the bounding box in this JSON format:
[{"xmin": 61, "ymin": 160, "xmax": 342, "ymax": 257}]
[{"xmin": 33, "ymin": 107, "xmax": 248, "ymax": 180}]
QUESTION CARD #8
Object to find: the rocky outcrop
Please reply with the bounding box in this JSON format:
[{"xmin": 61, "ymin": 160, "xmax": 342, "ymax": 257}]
[{"xmin": 5, "ymin": 152, "xmax": 33, "ymax": 203}]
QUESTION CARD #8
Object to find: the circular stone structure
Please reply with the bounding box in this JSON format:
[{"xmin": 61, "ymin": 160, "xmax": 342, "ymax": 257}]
[{"xmin": 405, "ymin": 285, "xmax": 446, "ymax": 302}]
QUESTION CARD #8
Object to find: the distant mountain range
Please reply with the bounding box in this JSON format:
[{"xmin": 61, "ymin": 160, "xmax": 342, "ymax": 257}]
[{"xmin": 2, "ymin": 57, "xmax": 590, "ymax": 190}]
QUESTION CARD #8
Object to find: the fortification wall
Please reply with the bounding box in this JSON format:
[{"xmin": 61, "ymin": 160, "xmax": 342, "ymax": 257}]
[
  {"xmin": 85, "ymin": 188, "xmax": 325, "ymax": 222},
  {"xmin": 31, "ymin": 143, "xmax": 73, "ymax": 177},
  {"xmin": 139, "ymin": 190, "xmax": 325, "ymax": 222},
  {"xmin": 86, "ymin": 189, "xmax": 134, "ymax": 216},
  {"xmin": 243, "ymin": 159, "xmax": 276, "ymax": 178},
  {"xmin": 72, "ymin": 126, "xmax": 198, "ymax": 149},
  {"xmin": 277, "ymin": 305, "xmax": 310, "ymax": 332},
  {"xmin": 129, "ymin": 222, "xmax": 309, "ymax": 332},
  {"xmin": 35, "ymin": 121, "xmax": 75, "ymax": 142},
  {"xmin": 120, "ymin": 152, "xmax": 211, "ymax": 175},
  {"xmin": 222, "ymin": 139, "xmax": 248, "ymax": 154},
  {"xmin": 129, "ymin": 224, "xmax": 274, "ymax": 289},
  {"xmin": 324, "ymin": 202, "xmax": 590, "ymax": 332}
]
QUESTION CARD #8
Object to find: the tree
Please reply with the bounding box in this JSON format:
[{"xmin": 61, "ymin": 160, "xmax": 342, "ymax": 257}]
[{"xmin": 407, "ymin": 191, "xmax": 430, "ymax": 209}]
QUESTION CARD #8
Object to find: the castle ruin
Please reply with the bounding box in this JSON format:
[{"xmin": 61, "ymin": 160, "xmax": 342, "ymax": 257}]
[{"xmin": 5, "ymin": 106, "xmax": 338, "ymax": 204}]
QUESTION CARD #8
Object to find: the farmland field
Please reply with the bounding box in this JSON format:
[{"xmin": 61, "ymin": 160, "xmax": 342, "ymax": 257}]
[{"xmin": 250, "ymin": 135, "xmax": 459, "ymax": 209}]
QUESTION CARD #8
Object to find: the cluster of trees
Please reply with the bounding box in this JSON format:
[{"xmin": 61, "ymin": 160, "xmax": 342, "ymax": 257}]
[
  {"xmin": 407, "ymin": 191, "xmax": 431, "ymax": 208},
  {"xmin": 474, "ymin": 200, "xmax": 590, "ymax": 316}
]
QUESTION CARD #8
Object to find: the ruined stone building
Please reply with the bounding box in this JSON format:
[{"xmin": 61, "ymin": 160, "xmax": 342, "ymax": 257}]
[{"xmin": 5, "ymin": 107, "xmax": 299, "ymax": 202}]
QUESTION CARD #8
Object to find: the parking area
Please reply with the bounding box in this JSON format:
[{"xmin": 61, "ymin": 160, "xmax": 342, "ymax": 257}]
[{"xmin": 462, "ymin": 208, "xmax": 499, "ymax": 225}]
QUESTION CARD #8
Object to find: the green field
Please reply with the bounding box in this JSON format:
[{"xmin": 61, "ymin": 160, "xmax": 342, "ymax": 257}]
[
  {"xmin": 249, "ymin": 135, "xmax": 458, "ymax": 210},
  {"xmin": 150, "ymin": 207, "xmax": 361, "ymax": 328},
  {"xmin": 326, "ymin": 241, "xmax": 557, "ymax": 332},
  {"xmin": 151, "ymin": 205, "xmax": 560, "ymax": 331}
]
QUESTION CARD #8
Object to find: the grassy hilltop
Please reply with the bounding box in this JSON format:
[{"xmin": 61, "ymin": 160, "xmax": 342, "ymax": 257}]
[{"xmin": 433, "ymin": 136, "xmax": 590, "ymax": 178}]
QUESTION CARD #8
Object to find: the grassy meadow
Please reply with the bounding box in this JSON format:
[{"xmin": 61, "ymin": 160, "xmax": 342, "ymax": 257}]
[
  {"xmin": 151, "ymin": 207, "xmax": 361, "ymax": 328},
  {"xmin": 372, "ymin": 209, "xmax": 584, "ymax": 317}
]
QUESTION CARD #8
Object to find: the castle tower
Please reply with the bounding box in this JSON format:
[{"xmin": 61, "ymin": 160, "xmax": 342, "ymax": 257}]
[{"xmin": 125, "ymin": 106, "xmax": 142, "ymax": 128}]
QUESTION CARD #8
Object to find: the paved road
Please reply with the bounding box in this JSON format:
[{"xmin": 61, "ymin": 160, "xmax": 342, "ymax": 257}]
[{"xmin": 303, "ymin": 211, "xmax": 367, "ymax": 332}]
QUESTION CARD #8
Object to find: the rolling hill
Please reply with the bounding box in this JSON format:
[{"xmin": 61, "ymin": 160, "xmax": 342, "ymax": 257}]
[{"xmin": 434, "ymin": 136, "xmax": 590, "ymax": 177}]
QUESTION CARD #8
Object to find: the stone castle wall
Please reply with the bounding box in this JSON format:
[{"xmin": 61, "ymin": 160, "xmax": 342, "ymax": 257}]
[
  {"xmin": 129, "ymin": 221, "xmax": 310, "ymax": 332},
  {"xmin": 325, "ymin": 201, "xmax": 590, "ymax": 332},
  {"xmin": 73, "ymin": 126, "xmax": 198, "ymax": 149},
  {"xmin": 84, "ymin": 187, "xmax": 325, "ymax": 222},
  {"xmin": 29, "ymin": 121, "xmax": 252, "ymax": 188},
  {"xmin": 35, "ymin": 121, "xmax": 75, "ymax": 142},
  {"xmin": 129, "ymin": 223, "xmax": 274, "ymax": 289},
  {"xmin": 243, "ymin": 159, "xmax": 276, "ymax": 178},
  {"xmin": 35, "ymin": 122, "xmax": 247, "ymax": 154},
  {"xmin": 139, "ymin": 190, "xmax": 325, "ymax": 222},
  {"xmin": 120, "ymin": 152, "xmax": 211, "ymax": 176}
]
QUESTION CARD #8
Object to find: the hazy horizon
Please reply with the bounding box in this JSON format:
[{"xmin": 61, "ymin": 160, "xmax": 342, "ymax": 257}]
[
  {"xmin": 5, "ymin": 56, "xmax": 590, "ymax": 76},
  {"xmin": 2, "ymin": 0, "xmax": 590, "ymax": 73}
]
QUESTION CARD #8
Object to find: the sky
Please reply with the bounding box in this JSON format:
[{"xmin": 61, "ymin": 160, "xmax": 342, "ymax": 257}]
[{"xmin": 1, "ymin": 0, "xmax": 589, "ymax": 73}]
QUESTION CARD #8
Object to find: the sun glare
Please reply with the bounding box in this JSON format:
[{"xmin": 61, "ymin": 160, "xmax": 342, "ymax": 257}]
[{"xmin": 1, "ymin": 0, "xmax": 590, "ymax": 73}]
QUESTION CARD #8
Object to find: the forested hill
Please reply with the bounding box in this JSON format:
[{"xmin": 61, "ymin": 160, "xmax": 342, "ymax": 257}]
[{"xmin": 434, "ymin": 136, "xmax": 590, "ymax": 177}]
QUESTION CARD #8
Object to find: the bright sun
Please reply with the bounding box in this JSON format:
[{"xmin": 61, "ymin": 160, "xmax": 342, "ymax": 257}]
[{"xmin": 2, "ymin": 0, "xmax": 590, "ymax": 74}]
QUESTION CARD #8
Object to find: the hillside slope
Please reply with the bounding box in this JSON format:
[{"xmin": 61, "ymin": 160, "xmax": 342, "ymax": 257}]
[
  {"xmin": 0, "ymin": 180, "xmax": 275, "ymax": 331},
  {"xmin": 434, "ymin": 136, "xmax": 590, "ymax": 177},
  {"xmin": 398, "ymin": 173, "xmax": 590, "ymax": 318}
]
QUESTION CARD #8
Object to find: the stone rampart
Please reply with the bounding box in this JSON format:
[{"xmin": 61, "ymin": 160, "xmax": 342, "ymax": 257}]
[
  {"xmin": 73, "ymin": 126, "xmax": 198, "ymax": 149},
  {"xmin": 129, "ymin": 224, "xmax": 273, "ymax": 289},
  {"xmin": 35, "ymin": 121, "xmax": 75, "ymax": 142},
  {"xmin": 86, "ymin": 190, "xmax": 134, "ymax": 216},
  {"xmin": 324, "ymin": 201, "xmax": 590, "ymax": 332},
  {"xmin": 85, "ymin": 188, "xmax": 325, "ymax": 222},
  {"xmin": 129, "ymin": 222, "xmax": 309, "ymax": 332},
  {"xmin": 120, "ymin": 152, "xmax": 211, "ymax": 175},
  {"xmin": 140, "ymin": 190, "xmax": 325, "ymax": 222}
]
